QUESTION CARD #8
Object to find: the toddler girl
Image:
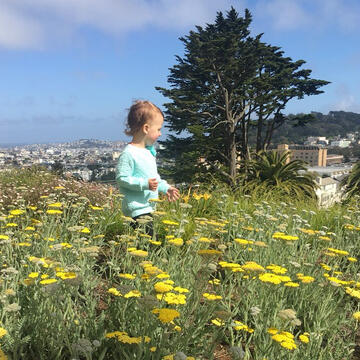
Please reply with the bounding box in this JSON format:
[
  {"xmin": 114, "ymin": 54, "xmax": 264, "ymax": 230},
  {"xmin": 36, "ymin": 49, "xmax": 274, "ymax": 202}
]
[{"xmin": 116, "ymin": 100, "xmax": 179, "ymax": 235}]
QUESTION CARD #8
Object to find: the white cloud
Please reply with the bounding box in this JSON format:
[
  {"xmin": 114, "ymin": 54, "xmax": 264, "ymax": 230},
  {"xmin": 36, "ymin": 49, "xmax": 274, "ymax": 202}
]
[
  {"xmin": 255, "ymin": 0, "xmax": 360, "ymax": 32},
  {"xmin": 0, "ymin": 3, "xmax": 44, "ymax": 49},
  {"xmin": 0, "ymin": 0, "xmax": 235, "ymax": 50},
  {"xmin": 255, "ymin": 0, "xmax": 309, "ymax": 30},
  {"xmin": 332, "ymin": 84, "xmax": 360, "ymax": 112}
]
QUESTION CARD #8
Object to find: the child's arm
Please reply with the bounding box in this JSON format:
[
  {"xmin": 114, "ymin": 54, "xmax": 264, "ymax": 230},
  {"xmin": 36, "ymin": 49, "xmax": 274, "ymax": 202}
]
[{"xmin": 116, "ymin": 152, "xmax": 148, "ymax": 191}]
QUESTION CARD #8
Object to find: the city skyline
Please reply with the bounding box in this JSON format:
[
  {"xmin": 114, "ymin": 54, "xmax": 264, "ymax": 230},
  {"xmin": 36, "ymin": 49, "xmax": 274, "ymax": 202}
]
[{"xmin": 1, "ymin": 0, "xmax": 360, "ymax": 145}]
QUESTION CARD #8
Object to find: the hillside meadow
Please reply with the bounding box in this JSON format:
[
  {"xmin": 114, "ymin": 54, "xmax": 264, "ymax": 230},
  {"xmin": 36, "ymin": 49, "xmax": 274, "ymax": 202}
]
[{"xmin": 0, "ymin": 167, "xmax": 360, "ymax": 360}]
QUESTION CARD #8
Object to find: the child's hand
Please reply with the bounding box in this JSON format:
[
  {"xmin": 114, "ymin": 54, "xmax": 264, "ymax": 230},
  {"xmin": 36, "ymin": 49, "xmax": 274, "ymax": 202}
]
[
  {"xmin": 148, "ymin": 178, "xmax": 159, "ymax": 191},
  {"xmin": 166, "ymin": 186, "xmax": 180, "ymax": 202}
]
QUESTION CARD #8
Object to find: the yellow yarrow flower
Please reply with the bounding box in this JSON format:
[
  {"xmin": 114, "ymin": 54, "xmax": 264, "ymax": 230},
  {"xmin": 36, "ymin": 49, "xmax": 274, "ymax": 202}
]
[
  {"xmin": 46, "ymin": 209, "xmax": 63, "ymax": 215},
  {"xmin": 203, "ymin": 293, "xmax": 222, "ymax": 300},
  {"xmin": 39, "ymin": 278, "xmax": 57, "ymax": 285},
  {"xmin": 154, "ymin": 281, "xmax": 174, "ymax": 293},
  {"xmin": 168, "ymin": 238, "xmax": 183, "ymax": 246},
  {"xmin": 152, "ymin": 308, "xmax": 180, "ymax": 323},
  {"xmin": 156, "ymin": 292, "xmax": 186, "ymax": 305},
  {"xmin": 124, "ymin": 290, "xmax": 141, "ymax": 298},
  {"xmin": 118, "ymin": 273, "xmax": 136, "ymax": 279},
  {"xmin": 353, "ymin": 312, "xmax": 360, "ymax": 320},
  {"xmin": 108, "ymin": 288, "xmax": 122, "ymax": 296},
  {"xmin": 10, "ymin": 209, "xmax": 25, "ymax": 216},
  {"xmin": 0, "ymin": 327, "xmax": 7, "ymax": 338},
  {"xmin": 129, "ymin": 249, "xmax": 148, "ymax": 257}
]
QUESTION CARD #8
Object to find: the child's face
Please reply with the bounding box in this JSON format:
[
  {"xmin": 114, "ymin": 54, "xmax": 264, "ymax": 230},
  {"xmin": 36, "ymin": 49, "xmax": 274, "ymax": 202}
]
[{"xmin": 144, "ymin": 112, "xmax": 164, "ymax": 145}]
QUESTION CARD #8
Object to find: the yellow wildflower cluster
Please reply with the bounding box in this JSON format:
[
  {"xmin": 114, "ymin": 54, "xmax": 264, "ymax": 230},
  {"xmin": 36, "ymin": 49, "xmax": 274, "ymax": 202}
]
[
  {"xmin": 203, "ymin": 293, "xmax": 222, "ymax": 301},
  {"xmin": 272, "ymin": 232, "xmax": 299, "ymax": 241},
  {"xmin": 152, "ymin": 308, "xmax": 180, "ymax": 323},
  {"xmin": 259, "ymin": 273, "xmax": 291, "ymax": 285},
  {"xmin": 296, "ymin": 273, "xmax": 315, "ymax": 283},
  {"xmin": 268, "ymin": 328, "xmax": 297, "ymax": 350},
  {"xmin": 326, "ymin": 247, "xmax": 349, "ymax": 256},
  {"xmin": 105, "ymin": 331, "xmax": 150, "ymax": 344}
]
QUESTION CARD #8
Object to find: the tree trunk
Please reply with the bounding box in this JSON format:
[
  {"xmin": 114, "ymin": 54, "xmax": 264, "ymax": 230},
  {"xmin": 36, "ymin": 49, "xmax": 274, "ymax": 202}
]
[
  {"xmin": 256, "ymin": 104, "xmax": 263, "ymax": 152},
  {"xmin": 229, "ymin": 122, "xmax": 237, "ymax": 186}
]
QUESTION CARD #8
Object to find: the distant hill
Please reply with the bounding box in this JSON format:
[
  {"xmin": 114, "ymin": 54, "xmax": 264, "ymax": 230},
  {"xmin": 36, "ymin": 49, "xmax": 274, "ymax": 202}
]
[{"xmin": 271, "ymin": 111, "xmax": 360, "ymax": 145}]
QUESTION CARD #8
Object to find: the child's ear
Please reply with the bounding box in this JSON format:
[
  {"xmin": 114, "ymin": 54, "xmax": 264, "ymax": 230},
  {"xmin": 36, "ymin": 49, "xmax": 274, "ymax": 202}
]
[{"xmin": 143, "ymin": 123, "xmax": 149, "ymax": 134}]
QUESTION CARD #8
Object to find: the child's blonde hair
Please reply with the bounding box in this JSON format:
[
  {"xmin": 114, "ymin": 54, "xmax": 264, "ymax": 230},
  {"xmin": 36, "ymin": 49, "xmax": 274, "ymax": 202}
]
[{"xmin": 125, "ymin": 100, "xmax": 163, "ymax": 136}]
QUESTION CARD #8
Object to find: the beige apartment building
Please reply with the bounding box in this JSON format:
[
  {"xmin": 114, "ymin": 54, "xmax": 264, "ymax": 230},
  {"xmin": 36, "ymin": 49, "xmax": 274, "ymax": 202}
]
[{"xmin": 276, "ymin": 144, "xmax": 327, "ymax": 166}]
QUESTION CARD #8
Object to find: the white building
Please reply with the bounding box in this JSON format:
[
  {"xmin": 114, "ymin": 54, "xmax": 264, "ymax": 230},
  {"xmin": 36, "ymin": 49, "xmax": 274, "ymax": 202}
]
[
  {"xmin": 330, "ymin": 139, "xmax": 351, "ymax": 148},
  {"xmin": 315, "ymin": 177, "xmax": 340, "ymax": 207}
]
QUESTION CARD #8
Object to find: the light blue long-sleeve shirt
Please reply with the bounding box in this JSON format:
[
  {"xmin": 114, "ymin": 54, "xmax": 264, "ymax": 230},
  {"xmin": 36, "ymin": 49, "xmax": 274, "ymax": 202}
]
[{"xmin": 116, "ymin": 144, "xmax": 170, "ymax": 218}]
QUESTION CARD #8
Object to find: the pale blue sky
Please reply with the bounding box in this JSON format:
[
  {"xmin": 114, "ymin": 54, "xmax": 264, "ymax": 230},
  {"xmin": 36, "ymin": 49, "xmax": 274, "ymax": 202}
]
[{"xmin": 0, "ymin": 0, "xmax": 359, "ymax": 145}]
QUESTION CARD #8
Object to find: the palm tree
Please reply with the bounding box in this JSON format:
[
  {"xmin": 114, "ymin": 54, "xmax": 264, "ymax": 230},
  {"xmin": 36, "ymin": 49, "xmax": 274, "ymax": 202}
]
[
  {"xmin": 243, "ymin": 151, "xmax": 317, "ymax": 199},
  {"xmin": 340, "ymin": 162, "xmax": 360, "ymax": 202}
]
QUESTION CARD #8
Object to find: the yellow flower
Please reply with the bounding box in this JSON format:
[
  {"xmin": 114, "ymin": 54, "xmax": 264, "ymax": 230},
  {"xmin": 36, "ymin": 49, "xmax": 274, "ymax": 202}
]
[
  {"xmin": 0, "ymin": 235, "xmax": 9, "ymax": 240},
  {"xmin": 211, "ymin": 318, "xmax": 225, "ymax": 326},
  {"xmin": 129, "ymin": 249, "xmax": 148, "ymax": 257},
  {"xmin": 108, "ymin": 288, "xmax": 122, "ymax": 296},
  {"xmin": 197, "ymin": 249, "xmax": 222, "ymax": 256},
  {"xmin": 48, "ymin": 202, "xmax": 63, "ymax": 208},
  {"xmin": 118, "ymin": 273, "xmax": 136, "ymax": 279},
  {"xmin": 162, "ymin": 220, "xmax": 179, "ymax": 226},
  {"xmin": 234, "ymin": 238, "xmax": 254, "ymax": 245},
  {"xmin": 266, "ymin": 264, "xmax": 287, "ymax": 274},
  {"xmin": 156, "ymin": 292, "xmax": 186, "ymax": 305},
  {"xmin": 272, "ymin": 232, "xmax": 298, "ymax": 241},
  {"xmin": 296, "ymin": 274, "xmax": 315, "ymax": 283},
  {"xmin": 152, "ymin": 308, "xmax": 180, "ymax": 323},
  {"xmin": 0, "ymin": 327, "xmax": 7, "ymax": 338},
  {"xmin": 154, "ymin": 282, "xmax": 174, "ymax": 293},
  {"xmin": 90, "ymin": 205, "xmax": 103, "ymax": 210},
  {"xmin": 327, "ymin": 247, "xmax": 349, "ymax": 256},
  {"xmin": 162, "ymin": 355, "xmax": 174, "ymax": 360},
  {"xmin": 353, "ymin": 312, "xmax": 360, "ymax": 320},
  {"xmin": 28, "ymin": 272, "xmax": 39, "ymax": 278},
  {"xmin": 46, "ymin": 209, "xmax": 63, "ymax": 215},
  {"xmin": 173, "ymin": 286, "xmax": 189, "ymax": 293},
  {"xmin": 56, "ymin": 272, "xmax": 77, "ymax": 280},
  {"xmin": 39, "ymin": 278, "xmax": 57, "ymax": 285},
  {"xmin": 203, "ymin": 293, "xmax": 222, "ymax": 300},
  {"xmin": 10, "ymin": 209, "xmax": 25, "ymax": 216},
  {"xmin": 168, "ymin": 238, "xmax": 183, "ymax": 246},
  {"xmin": 284, "ymin": 282, "xmax": 299, "ymax": 287},
  {"xmin": 0, "ymin": 348, "xmax": 7, "ymax": 360},
  {"xmin": 242, "ymin": 261, "xmax": 265, "ymax": 272},
  {"xmin": 124, "ymin": 290, "xmax": 141, "ymax": 298},
  {"xmin": 6, "ymin": 223, "xmax": 17, "ymax": 227},
  {"xmin": 24, "ymin": 226, "xmax": 35, "ymax": 231},
  {"xmin": 348, "ymin": 257, "xmax": 357, "ymax": 262},
  {"xmin": 299, "ymin": 334, "xmax": 310, "ymax": 343},
  {"xmin": 80, "ymin": 227, "xmax": 91, "ymax": 233},
  {"xmin": 233, "ymin": 320, "xmax": 254, "ymax": 333},
  {"xmin": 259, "ymin": 273, "xmax": 282, "ymax": 284}
]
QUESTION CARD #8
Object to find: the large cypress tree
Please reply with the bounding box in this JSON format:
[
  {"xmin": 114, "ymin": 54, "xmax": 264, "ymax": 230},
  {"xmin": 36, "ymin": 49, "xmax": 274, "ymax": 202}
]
[{"xmin": 157, "ymin": 7, "xmax": 329, "ymax": 186}]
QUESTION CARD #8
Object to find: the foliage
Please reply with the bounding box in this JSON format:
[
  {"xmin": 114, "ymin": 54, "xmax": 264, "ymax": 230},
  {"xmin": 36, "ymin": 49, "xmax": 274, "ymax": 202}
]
[
  {"xmin": 271, "ymin": 111, "xmax": 360, "ymax": 145},
  {"xmin": 1, "ymin": 169, "xmax": 360, "ymax": 359},
  {"xmin": 157, "ymin": 7, "xmax": 329, "ymax": 186},
  {"xmin": 242, "ymin": 151, "xmax": 318, "ymax": 200},
  {"xmin": 340, "ymin": 161, "xmax": 360, "ymax": 202}
]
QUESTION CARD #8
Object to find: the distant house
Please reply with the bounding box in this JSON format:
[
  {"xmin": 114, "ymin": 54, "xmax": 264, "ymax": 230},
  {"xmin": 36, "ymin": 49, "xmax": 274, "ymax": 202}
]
[
  {"xmin": 315, "ymin": 177, "xmax": 340, "ymax": 206},
  {"xmin": 326, "ymin": 154, "xmax": 344, "ymax": 165}
]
